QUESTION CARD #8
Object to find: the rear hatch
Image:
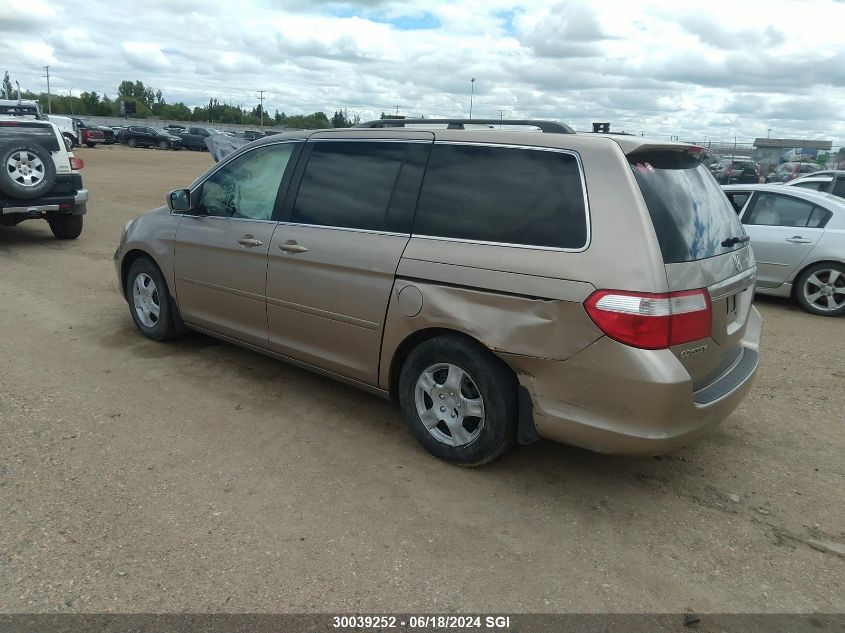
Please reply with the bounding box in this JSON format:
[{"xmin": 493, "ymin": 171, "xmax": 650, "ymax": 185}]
[
  {"xmin": 629, "ymin": 148, "xmax": 756, "ymax": 388},
  {"xmin": 732, "ymin": 159, "xmax": 758, "ymax": 182}
]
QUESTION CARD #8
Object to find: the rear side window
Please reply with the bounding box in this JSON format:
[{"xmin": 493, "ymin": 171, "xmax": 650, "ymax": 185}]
[
  {"xmin": 745, "ymin": 193, "xmax": 829, "ymax": 228},
  {"xmin": 832, "ymin": 179, "xmax": 845, "ymax": 198},
  {"xmin": 291, "ymin": 141, "xmax": 427, "ymax": 233},
  {"xmin": 793, "ymin": 181, "xmax": 828, "ymax": 191},
  {"xmin": 630, "ymin": 151, "xmax": 746, "ymax": 263},
  {"xmin": 413, "ymin": 144, "xmax": 587, "ymax": 249}
]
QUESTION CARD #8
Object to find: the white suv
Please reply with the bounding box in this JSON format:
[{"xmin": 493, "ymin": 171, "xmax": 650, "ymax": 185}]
[{"xmin": 0, "ymin": 111, "xmax": 88, "ymax": 239}]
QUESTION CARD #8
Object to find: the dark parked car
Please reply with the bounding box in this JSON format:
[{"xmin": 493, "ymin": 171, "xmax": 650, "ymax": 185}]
[
  {"xmin": 118, "ymin": 126, "xmax": 183, "ymax": 150},
  {"xmin": 765, "ymin": 162, "xmax": 822, "ymax": 183},
  {"xmin": 242, "ymin": 130, "xmax": 263, "ymax": 141},
  {"xmin": 711, "ymin": 157, "xmax": 760, "ymax": 184},
  {"xmin": 170, "ymin": 126, "xmax": 217, "ymax": 151},
  {"xmin": 98, "ymin": 126, "xmax": 116, "ymax": 144}
]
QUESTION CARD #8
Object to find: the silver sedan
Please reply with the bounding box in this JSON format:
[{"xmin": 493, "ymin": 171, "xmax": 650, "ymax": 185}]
[{"xmin": 723, "ymin": 184, "xmax": 845, "ymax": 316}]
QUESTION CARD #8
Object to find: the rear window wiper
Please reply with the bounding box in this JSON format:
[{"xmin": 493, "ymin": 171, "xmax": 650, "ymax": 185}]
[{"xmin": 721, "ymin": 235, "xmax": 751, "ymax": 247}]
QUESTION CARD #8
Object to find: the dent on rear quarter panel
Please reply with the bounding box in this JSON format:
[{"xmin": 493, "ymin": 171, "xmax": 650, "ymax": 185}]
[{"xmin": 378, "ymin": 278, "xmax": 604, "ymax": 390}]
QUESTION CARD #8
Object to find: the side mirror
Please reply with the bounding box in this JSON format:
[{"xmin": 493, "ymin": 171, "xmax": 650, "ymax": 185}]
[{"xmin": 167, "ymin": 188, "xmax": 191, "ymax": 212}]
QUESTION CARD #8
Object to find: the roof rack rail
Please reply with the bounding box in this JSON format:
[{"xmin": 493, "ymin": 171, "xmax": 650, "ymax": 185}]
[{"xmin": 356, "ymin": 118, "xmax": 575, "ymax": 134}]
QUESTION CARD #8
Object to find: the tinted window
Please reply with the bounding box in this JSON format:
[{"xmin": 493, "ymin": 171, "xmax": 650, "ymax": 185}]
[
  {"xmin": 726, "ymin": 192, "xmax": 750, "ymax": 213},
  {"xmin": 198, "ymin": 143, "xmax": 296, "ymax": 220},
  {"xmin": 732, "ymin": 160, "xmax": 755, "ymax": 170},
  {"xmin": 291, "ymin": 141, "xmax": 424, "ymax": 233},
  {"xmin": 414, "ymin": 144, "xmax": 587, "ymax": 248},
  {"xmin": 630, "ymin": 151, "xmax": 746, "ymax": 263},
  {"xmin": 832, "ymin": 179, "xmax": 845, "ymax": 198},
  {"xmin": 745, "ymin": 193, "xmax": 816, "ymax": 227}
]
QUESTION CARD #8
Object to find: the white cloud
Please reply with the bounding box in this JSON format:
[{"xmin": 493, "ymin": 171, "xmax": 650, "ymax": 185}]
[{"xmin": 3, "ymin": 0, "xmax": 844, "ymax": 141}]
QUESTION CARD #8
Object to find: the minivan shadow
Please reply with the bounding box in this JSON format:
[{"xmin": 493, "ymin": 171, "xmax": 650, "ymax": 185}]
[{"xmin": 155, "ymin": 327, "xmax": 709, "ymax": 487}]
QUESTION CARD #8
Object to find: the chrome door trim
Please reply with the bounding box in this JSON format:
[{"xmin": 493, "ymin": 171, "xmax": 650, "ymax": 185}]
[{"xmin": 275, "ymin": 221, "xmax": 409, "ymax": 238}]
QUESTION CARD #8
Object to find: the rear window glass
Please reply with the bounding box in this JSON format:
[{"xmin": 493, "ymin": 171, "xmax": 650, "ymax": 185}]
[
  {"xmin": 414, "ymin": 144, "xmax": 587, "ymax": 249},
  {"xmin": 630, "ymin": 151, "xmax": 747, "ymax": 263},
  {"xmin": 732, "ymin": 160, "xmax": 755, "ymax": 170}
]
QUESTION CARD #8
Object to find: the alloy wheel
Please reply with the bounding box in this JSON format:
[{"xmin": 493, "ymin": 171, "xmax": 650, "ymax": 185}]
[{"xmin": 414, "ymin": 363, "xmax": 485, "ymax": 447}]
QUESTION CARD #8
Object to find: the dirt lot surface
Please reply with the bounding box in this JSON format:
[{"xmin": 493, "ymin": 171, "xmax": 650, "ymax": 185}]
[{"xmin": 1, "ymin": 145, "xmax": 843, "ymax": 613}]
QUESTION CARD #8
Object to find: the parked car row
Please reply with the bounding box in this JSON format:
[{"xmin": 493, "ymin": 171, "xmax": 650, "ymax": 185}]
[{"xmin": 765, "ymin": 161, "xmax": 824, "ymax": 183}]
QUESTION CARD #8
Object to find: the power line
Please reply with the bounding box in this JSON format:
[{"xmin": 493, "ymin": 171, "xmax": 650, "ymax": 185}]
[{"xmin": 256, "ymin": 90, "xmax": 266, "ymax": 129}]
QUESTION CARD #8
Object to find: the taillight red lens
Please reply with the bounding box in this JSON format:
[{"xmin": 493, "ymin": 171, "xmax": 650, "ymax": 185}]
[
  {"xmin": 69, "ymin": 157, "xmax": 84, "ymax": 170},
  {"xmin": 584, "ymin": 289, "xmax": 712, "ymax": 350}
]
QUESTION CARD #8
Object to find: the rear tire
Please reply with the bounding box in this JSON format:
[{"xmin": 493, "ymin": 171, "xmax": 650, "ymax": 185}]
[
  {"xmin": 62, "ymin": 133, "xmax": 77, "ymax": 149},
  {"xmin": 0, "ymin": 142, "xmax": 57, "ymax": 200},
  {"xmin": 48, "ymin": 214, "xmax": 83, "ymax": 240},
  {"xmin": 795, "ymin": 263, "xmax": 845, "ymax": 317},
  {"xmin": 398, "ymin": 335, "xmax": 517, "ymax": 466},
  {"xmin": 125, "ymin": 258, "xmax": 178, "ymax": 341},
  {"xmin": 85, "ymin": 142, "xmax": 96, "ymax": 148},
  {"xmin": 127, "ymin": 138, "xmax": 137, "ymax": 148}
]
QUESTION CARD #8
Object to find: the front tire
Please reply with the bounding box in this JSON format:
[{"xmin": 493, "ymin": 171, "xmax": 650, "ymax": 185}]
[
  {"xmin": 127, "ymin": 138, "xmax": 138, "ymax": 148},
  {"xmin": 398, "ymin": 335, "xmax": 517, "ymax": 466},
  {"xmin": 85, "ymin": 141, "xmax": 96, "ymax": 148},
  {"xmin": 47, "ymin": 214, "xmax": 83, "ymax": 239},
  {"xmin": 126, "ymin": 258, "xmax": 178, "ymax": 341},
  {"xmin": 158, "ymin": 140, "xmax": 170, "ymax": 150},
  {"xmin": 795, "ymin": 263, "xmax": 845, "ymax": 316}
]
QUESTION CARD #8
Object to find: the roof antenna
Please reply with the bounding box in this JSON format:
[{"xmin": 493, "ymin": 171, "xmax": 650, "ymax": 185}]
[{"xmin": 16, "ymin": 80, "xmax": 21, "ymax": 104}]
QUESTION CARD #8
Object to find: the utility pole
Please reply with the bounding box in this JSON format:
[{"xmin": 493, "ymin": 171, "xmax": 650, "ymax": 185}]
[
  {"xmin": 497, "ymin": 108, "xmax": 507, "ymax": 128},
  {"xmin": 43, "ymin": 65, "xmax": 52, "ymax": 113},
  {"xmin": 256, "ymin": 90, "xmax": 266, "ymax": 129},
  {"xmin": 68, "ymin": 88, "xmax": 73, "ymax": 115},
  {"xmin": 469, "ymin": 78, "xmax": 476, "ymax": 119}
]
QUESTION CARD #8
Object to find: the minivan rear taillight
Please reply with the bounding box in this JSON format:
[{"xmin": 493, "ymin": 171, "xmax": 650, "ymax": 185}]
[
  {"xmin": 584, "ymin": 289, "xmax": 712, "ymax": 350},
  {"xmin": 69, "ymin": 157, "xmax": 84, "ymax": 170}
]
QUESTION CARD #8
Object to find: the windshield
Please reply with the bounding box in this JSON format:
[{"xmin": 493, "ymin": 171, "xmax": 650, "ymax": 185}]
[{"xmin": 630, "ymin": 150, "xmax": 747, "ymax": 263}]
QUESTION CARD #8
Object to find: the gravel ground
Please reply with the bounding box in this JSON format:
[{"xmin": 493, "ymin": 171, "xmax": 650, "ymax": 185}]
[{"xmin": 0, "ymin": 145, "xmax": 842, "ymax": 613}]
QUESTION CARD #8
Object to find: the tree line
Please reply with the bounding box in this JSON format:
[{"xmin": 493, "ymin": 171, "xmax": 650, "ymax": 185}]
[{"xmin": 2, "ymin": 73, "xmax": 361, "ymax": 129}]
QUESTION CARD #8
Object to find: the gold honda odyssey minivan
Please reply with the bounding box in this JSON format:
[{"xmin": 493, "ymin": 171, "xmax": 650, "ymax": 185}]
[{"xmin": 115, "ymin": 119, "xmax": 761, "ymax": 466}]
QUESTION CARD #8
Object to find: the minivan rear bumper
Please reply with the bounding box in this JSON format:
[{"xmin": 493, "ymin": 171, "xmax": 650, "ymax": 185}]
[{"xmin": 503, "ymin": 306, "xmax": 762, "ymax": 455}]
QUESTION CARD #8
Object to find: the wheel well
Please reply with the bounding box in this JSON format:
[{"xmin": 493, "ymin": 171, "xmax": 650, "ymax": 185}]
[
  {"xmin": 791, "ymin": 260, "xmax": 845, "ymax": 298},
  {"xmin": 120, "ymin": 249, "xmax": 160, "ymax": 300},
  {"xmin": 387, "ymin": 328, "xmax": 515, "ymax": 401}
]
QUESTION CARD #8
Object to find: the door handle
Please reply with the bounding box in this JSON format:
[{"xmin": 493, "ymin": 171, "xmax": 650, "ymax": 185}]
[
  {"xmin": 279, "ymin": 240, "xmax": 309, "ymax": 254},
  {"xmin": 786, "ymin": 236, "xmax": 812, "ymax": 244},
  {"xmin": 237, "ymin": 235, "xmax": 264, "ymax": 248}
]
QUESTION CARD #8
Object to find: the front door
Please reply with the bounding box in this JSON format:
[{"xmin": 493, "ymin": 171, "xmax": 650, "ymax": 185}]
[
  {"xmin": 741, "ymin": 191, "xmax": 826, "ymax": 288},
  {"xmin": 266, "ymin": 134, "xmax": 432, "ymax": 384},
  {"xmin": 173, "ymin": 142, "xmax": 300, "ymax": 347}
]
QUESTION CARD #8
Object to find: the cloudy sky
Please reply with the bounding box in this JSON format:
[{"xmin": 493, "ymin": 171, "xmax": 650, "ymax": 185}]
[{"xmin": 2, "ymin": 0, "xmax": 844, "ymax": 141}]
